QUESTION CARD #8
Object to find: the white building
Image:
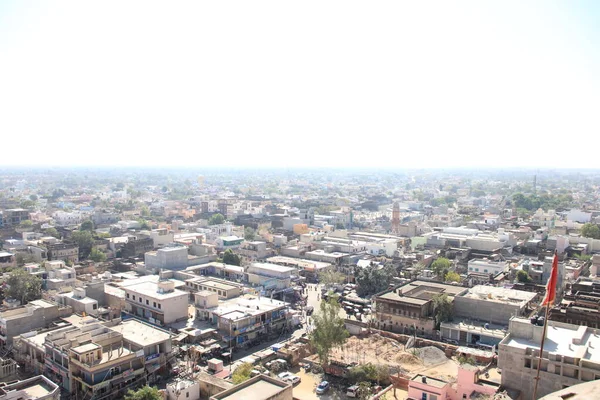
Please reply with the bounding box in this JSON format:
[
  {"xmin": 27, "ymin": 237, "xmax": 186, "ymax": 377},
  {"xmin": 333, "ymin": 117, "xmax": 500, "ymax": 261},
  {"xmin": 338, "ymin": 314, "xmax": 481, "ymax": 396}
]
[
  {"xmin": 467, "ymin": 258, "xmax": 508, "ymax": 276},
  {"xmin": 145, "ymin": 246, "xmax": 190, "ymax": 271},
  {"xmin": 123, "ymin": 277, "xmax": 188, "ymax": 325},
  {"xmin": 52, "ymin": 211, "xmax": 85, "ymax": 226},
  {"xmin": 565, "ymin": 209, "xmax": 592, "ymax": 224}
]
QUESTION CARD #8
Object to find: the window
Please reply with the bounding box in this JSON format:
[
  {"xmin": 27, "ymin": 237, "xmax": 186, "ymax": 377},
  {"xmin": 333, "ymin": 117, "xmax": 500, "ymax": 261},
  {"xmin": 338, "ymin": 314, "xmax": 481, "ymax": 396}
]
[
  {"xmin": 484, "ymin": 269, "xmax": 488, "ymax": 273},
  {"xmin": 186, "ymin": 392, "xmax": 189, "ymax": 398},
  {"xmin": 126, "ymin": 293, "xmax": 130, "ymax": 299},
  {"xmin": 153, "ymin": 302, "xmax": 156, "ymax": 307},
  {"xmin": 139, "ymin": 297, "xmax": 142, "ymax": 303},
  {"xmin": 158, "ymin": 303, "xmax": 161, "ymax": 309},
  {"xmin": 93, "ymin": 304, "xmax": 97, "ymax": 310},
  {"xmin": 146, "ymin": 300, "xmax": 149, "ymax": 305},
  {"xmin": 132, "ymin": 295, "xmax": 136, "ymax": 301},
  {"xmin": 422, "ymin": 393, "xmax": 427, "ymax": 400}
]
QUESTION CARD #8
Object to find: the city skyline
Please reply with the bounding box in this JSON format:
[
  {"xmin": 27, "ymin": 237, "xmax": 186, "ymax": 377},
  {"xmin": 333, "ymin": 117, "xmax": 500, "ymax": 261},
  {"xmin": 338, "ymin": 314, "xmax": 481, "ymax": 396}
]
[{"xmin": 1, "ymin": 1, "xmax": 600, "ymax": 169}]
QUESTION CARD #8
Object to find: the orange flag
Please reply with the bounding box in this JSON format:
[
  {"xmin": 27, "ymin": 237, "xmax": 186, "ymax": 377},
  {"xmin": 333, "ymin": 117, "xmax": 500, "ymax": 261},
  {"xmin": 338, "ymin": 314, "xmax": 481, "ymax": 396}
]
[{"xmin": 541, "ymin": 251, "xmax": 558, "ymax": 306}]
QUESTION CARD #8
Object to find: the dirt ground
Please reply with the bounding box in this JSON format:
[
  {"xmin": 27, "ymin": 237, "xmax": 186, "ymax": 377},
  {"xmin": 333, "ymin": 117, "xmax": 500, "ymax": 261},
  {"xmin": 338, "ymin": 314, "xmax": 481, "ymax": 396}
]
[{"xmin": 328, "ymin": 335, "xmax": 458, "ymax": 380}]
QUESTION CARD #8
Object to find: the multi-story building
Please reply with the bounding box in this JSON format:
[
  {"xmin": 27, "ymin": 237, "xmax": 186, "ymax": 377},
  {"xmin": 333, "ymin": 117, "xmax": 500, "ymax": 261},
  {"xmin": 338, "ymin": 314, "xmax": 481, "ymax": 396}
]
[
  {"xmin": 214, "ymin": 236, "xmax": 243, "ymax": 251},
  {"xmin": 1, "ymin": 208, "xmax": 30, "ymax": 226},
  {"xmin": 266, "ymin": 256, "xmax": 332, "ymax": 283},
  {"xmin": 46, "ymin": 243, "xmax": 79, "ymax": 264},
  {"xmin": 549, "ymin": 278, "xmax": 600, "ymax": 328},
  {"xmin": 185, "ymin": 277, "xmax": 242, "ymax": 300},
  {"xmin": 246, "ymin": 263, "xmax": 294, "ymax": 293},
  {"xmin": 374, "ymin": 280, "xmax": 467, "ymax": 336},
  {"xmin": 0, "ymin": 300, "xmax": 70, "ymax": 346},
  {"xmin": 194, "ymin": 293, "xmax": 289, "ymax": 349},
  {"xmin": 498, "ymin": 317, "xmax": 600, "ymax": 399},
  {"xmin": 120, "ymin": 236, "xmax": 154, "ymax": 258},
  {"xmin": 0, "ymin": 375, "xmax": 60, "ymax": 400},
  {"xmin": 44, "ymin": 260, "xmax": 77, "ymax": 290},
  {"xmin": 0, "ymin": 252, "xmax": 16, "ymax": 269},
  {"xmin": 123, "ymin": 277, "xmax": 188, "ymax": 325},
  {"xmin": 144, "ymin": 245, "xmax": 190, "ymax": 271},
  {"xmin": 210, "ymin": 375, "xmax": 292, "ymax": 400},
  {"xmin": 52, "ymin": 211, "xmax": 85, "ymax": 227},
  {"xmin": 467, "ymin": 258, "xmax": 508, "ymax": 276},
  {"xmin": 237, "ymin": 241, "xmax": 270, "ymax": 261}
]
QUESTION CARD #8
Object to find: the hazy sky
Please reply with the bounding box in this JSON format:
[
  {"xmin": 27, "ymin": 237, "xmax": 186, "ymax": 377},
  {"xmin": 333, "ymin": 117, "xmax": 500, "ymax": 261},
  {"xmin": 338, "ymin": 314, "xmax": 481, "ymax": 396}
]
[{"xmin": 1, "ymin": 1, "xmax": 599, "ymax": 169}]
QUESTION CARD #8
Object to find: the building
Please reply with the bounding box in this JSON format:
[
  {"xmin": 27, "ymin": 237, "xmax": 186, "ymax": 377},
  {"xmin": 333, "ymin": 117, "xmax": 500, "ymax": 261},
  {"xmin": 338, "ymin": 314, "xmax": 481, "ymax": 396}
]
[
  {"xmin": 56, "ymin": 288, "xmax": 99, "ymax": 317},
  {"xmin": 498, "ymin": 317, "xmax": 600, "ymax": 399},
  {"xmin": 2, "ymin": 208, "xmax": 30, "ymax": 226},
  {"xmin": 467, "ymin": 258, "xmax": 508, "ymax": 276},
  {"xmin": 0, "ymin": 375, "xmax": 60, "ymax": 400},
  {"xmin": 44, "ymin": 260, "xmax": 77, "ymax": 290},
  {"xmin": 0, "ymin": 300, "xmax": 69, "ymax": 346},
  {"xmin": 120, "ymin": 236, "xmax": 154, "ymax": 258},
  {"xmin": 209, "ymin": 373, "xmax": 292, "ymax": 400},
  {"xmin": 185, "ymin": 277, "xmax": 242, "ymax": 299},
  {"xmin": 266, "ymin": 256, "xmax": 332, "ymax": 283},
  {"xmin": 0, "ymin": 252, "xmax": 16, "ymax": 269},
  {"xmin": 246, "ymin": 263, "xmax": 294, "ymax": 293},
  {"xmin": 549, "ymin": 278, "xmax": 600, "ymax": 328},
  {"xmin": 185, "ymin": 262, "xmax": 245, "ymax": 282},
  {"xmin": 407, "ymin": 364, "xmax": 500, "ymax": 400},
  {"xmin": 374, "ymin": 280, "xmax": 467, "ymax": 336},
  {"xmin": 144, "ymin": 245, "xmax": 190, "ymax": 271},
  {"xmin": 123, "ymin": 277, "xmax": 188, "ymax": 325},
  {"xmin": 46, "ymin": 243, "xmax": 79, "ymax": 264},
  {"xmin": 237, "ymin": 241, "xmax": 270, "ymax": 261},
  {"xmin": 215, "ymin": 236, "xmax": 244, "ymax": 251},
  {"xmin": 195, "ymin": 293, "xmax": 289, "ymax": 349}
]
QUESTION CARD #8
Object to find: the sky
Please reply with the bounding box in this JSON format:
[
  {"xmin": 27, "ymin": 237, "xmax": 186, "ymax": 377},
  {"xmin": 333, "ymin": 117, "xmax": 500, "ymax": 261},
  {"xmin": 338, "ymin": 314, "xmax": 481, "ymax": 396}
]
[{"xmin": 1, "ymin": 1, "xmax": 599, "ymax": 169}]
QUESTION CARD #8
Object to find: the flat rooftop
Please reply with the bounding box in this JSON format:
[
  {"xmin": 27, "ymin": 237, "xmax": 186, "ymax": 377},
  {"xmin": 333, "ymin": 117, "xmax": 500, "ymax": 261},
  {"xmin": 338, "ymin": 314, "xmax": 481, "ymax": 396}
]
[
  {"xmin": 109, "ymin": 320, "xmax": 171, "ymax": 347},
  {"xmin": 187, "ymin": 278, "xmax": 239, "ymax": 291},
  {"xmin": 378, "ymin": 280, "xmax": 466, "ymax": 303},
  {"xmin": 411, "ymin": 374, "xmax": 448, "ymax": 388},
  {"xmin": 124, "ymin": 281, "xmax": 188, "ymax": 299},
  {"xmin": 505, "ymin": 318, "xmax": 600, "ymax": 363},
  {"xmin": 211, "ymin": 295, "xmax": 288, "ymax": 319},
  {"xmin": 250, "ymin": 263, "xmax": 295, "ymax": 273},
  {"xmin": 460, "ymin": 285, "xmax": 536, "ymax": 304},
  {"xmin": 213, "ymin": 376, "xmax": 288, "ymax": 400},
  {"xmin": 266, "ymin": 256, "xmax": 331, "ymax": 270}
]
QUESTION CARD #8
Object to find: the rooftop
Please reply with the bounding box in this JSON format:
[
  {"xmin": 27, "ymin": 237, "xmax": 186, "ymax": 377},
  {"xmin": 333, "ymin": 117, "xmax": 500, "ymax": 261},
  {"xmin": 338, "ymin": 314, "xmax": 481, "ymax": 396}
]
[
  {"xmin": 250, "ymin": 263, "xmax": 295, "ymax": 273},
  {"xmin": 411, "ymin": 374, "xmax": 448, "ymax": 388},
  {"xmin": 378, "ymin": 280, "xmax": 467, "ymax": 303},
  {"xmin": 109, "ymin": 320, "xmax": 171, "ymax": 347},
  {"xmin": 211, "ymin": 294, "xmax": 288, "ymax": 319},
  {"xmin": 211, "ymin": 375, "xmax": 289, "ymax": 400},
  {"xmin": 124, "ymin": 281, "xmax": 188, "ymax": 300},
  {"xmin": 459, "ymin": 285, "xmax": 536, "ymax": 304}
]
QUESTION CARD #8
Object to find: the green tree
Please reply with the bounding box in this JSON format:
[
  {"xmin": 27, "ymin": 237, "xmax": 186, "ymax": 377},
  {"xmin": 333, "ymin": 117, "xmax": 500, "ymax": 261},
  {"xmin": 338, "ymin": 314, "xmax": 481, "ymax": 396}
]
[
  {"xmin": 432, "ymin": 294, "xmax": 453, "ymax": 330},
  {"xmin": 6, "ymin": 269, "xmax": 42, "ymax": 304},
  {"xmin": 244, "ymin": 226, "xmax": 256, "ymax": 240},
  {"xmin": 444, "ymin": 271, "xmax": 461, "ymax": 283},
  {"xmin": 309, "ymin": 296, "xmax": 349, "ymax": 366},
  {"xmin": 44, "ymin": 227, "xmax": 60, "ymax": 239},
  {"xmin": 318, "ymin": 269, "xmax": 347, "ymax": 286},
  {"xmin": 71, "ymin": 230, "xmax": 95, "ymax": 259},
  {"xmin": 231, "ymin": 362, "xmax": 253, "ymax": 384},
  {"xmin": 20, "ymin": 200, "xmax": 36, "ymax": 209},
  {"xmin": 516, "ymin": 269, "xmax": 531, "ymax": 283},
  {"xmin": 431, "ymin": 257, "xmax": 451, "ymax": 279},
  {"xmin": 581, "ymin": 223, "xmax": 600, "ymax": 239},
  {"xmin": 29, "ymin": 194, "xmax": 38, "ymax": 201},
  {"xmin": 89, "ymin": 248, "xmax": 107, "ymax": 263},
  {"xmin": 124, "ymin": 386, "xmax": 162, "ymax": 400},
  {"xmin": 80, "ymin": 220, "xmax": 95, "ymax": 231},
  {"xmin": 140, "ymin": 205, "xmax": 150, "ymax": 217},
  {"xmin": 138, "ymin": 219, "xmax": 151, "ymax": 230},
  {"xmin": 356, "ymin": 264, "xmax": 395, "ymax": 296},
  {"xmin": 356, "ymin": 382, "xmax": 372, "ymax": 400},
  {"xmin": 208, "ymin": 213, "xmax": 225, "ymax": 225},
  {"xmin": 222, "ymin": 249, "xmax": 241, "ymax": 266},
  {"xmin": 19, "ymin": 220, "xmax": 33, "ymax": 229}
]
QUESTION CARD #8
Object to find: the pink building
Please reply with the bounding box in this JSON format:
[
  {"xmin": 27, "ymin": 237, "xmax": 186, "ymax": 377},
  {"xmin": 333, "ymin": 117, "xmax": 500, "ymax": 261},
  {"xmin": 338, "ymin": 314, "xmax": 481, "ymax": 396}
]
[{"xmin": 407, "ymin": 365, "xmax": 499, "ymax": 400}]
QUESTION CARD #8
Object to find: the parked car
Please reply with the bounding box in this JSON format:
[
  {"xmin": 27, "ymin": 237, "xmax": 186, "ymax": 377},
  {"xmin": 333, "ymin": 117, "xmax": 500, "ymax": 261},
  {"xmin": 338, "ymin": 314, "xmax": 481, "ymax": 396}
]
[
  {"xmin": 277, "ymin": 371, "xmax": 293, "ymax": 380},
  {"xmin": 284, "ymin": 375, "xmax": 301, "ymax": 385},
  {"xmin": 346, "ymin": 385, "xmax": 359, "ymax": 398},
  {"xmin": 316, "ymin": 381, "xmax": 330, "ymax": 394},
  {"xmin": 266, "ymin": 359, "xmax": 288, "ymax": 371}
]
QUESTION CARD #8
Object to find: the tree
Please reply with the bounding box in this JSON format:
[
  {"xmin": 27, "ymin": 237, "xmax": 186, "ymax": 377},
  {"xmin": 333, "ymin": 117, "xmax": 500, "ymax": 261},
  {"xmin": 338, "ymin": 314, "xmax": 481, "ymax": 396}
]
[
  {"xmin": 89, "ymin": 248, "xmax": 107, "ymax": 263},
  {"xmin": 44, "ymin": 227, "xmax": 60, "ymax": 239},
  {"xmin": 444, "ymin": 271, "xmax": 461, "ymax": 283},
  {"xmin": 6, "ymin": 269, "xmax": 42, "ymax": 304},
  {"xmin": 80, "ymin": 220, "xmax": 95, "ymax": 231},
  {"xmin": 20, "ymin": 200, "xmax": 35, "ymax": 209},
  {"xmin": 318, "ymin": 269, "xmax": 347, "ymax": 286},
  {"xmin": 71, "ymin": 230, "xmax": 95, "ymax": 259},
  {"xmin": 138, "ymin": 219, "xmax": 152, "ymax": 230},
  {"xmin": 208, "ymin": 213, "xmax": 225, "ymax": 225},
  {"xmin": 356, "ymin": 264, "xmax": 396, "ymax": 296},
  {"xmin": 222, "ymin": 249, "xmax": 241, "ymax": 266},
  {"xmin": 356, "ymin": 382, "xmax": 372, "ymax": 400},
  {"xmin": 19, "ymin": 220, "xmax": 33, "ymax": 229},
  {"xmin": 231, "ymin": 362, "xmax": 253, "ymax": 384},
  {"xmin": 431, "ymin": 257, "xmax": 451, "ymax": 279},
  {"xmin": 244, "ymin": 226, "xmax": 256, "ymax": 241},
  {"xmin": 140, "ymin": 205, "xmax": 150, "ymax": 217},
  {"xmin": 516, "ymin": 270, "xmax": 531, "ymax": 283},
  {"xmin": 29, "ymin": 194, "xmax": 38, "ymax": 201},
  {"xmin": 309, "ymin": 296, "xmax": 349, "ymax": 366},
  {"xmin": 581, "ymin": 223, "xmax": 600, "ymax": 240},
  {"xmin": 124, "ymin": 386, "xmax": 162, "ymax": 400},
  {"xmin": 432, "ymin": 294, "xmax": 453, "ymax": 330}
]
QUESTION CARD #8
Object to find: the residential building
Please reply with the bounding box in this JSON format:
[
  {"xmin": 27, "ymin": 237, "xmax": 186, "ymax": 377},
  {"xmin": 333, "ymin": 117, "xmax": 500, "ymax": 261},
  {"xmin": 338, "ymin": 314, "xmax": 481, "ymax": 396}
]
[
  {"xmin": 194, "ymin": 293, "xmax": 289, "ymax": 348},
  {"xmin": 46, "ymin": 243, "xmax": 79, "ymax": 264},
  {"xmin": 44, "ymin": 260, "xmax": 77, "ymax": 290},
  {"xmin": 407, "ymin": 364, "xmax": 500, "ymax": 400},
  {"xmin": 209, "ymin": 375, "xmax": 292, "ymax": 400},
  {"xmin": 91, "ymin": 210, "xmax": 119, "ymax": 226},
  {"xmin": 467, "ymin": 258, "xmax": 508, "ymax": 276},
  {"xmin": 246, "ymin": 263, "xmax": 294, "ymax": 293},
  {"xmin": 120, "ymin": 236, "xmax": 154, "ymax": 258},
  {"xmin": 0, "ymin": 300, "xmax": 70, "ymax": 346},
  {"xmin": 266, "ymin": 256, "xmax": 332, "ymax": 283},
  {"xmin": 531, "ymin": 208, "xmax": 556, "ymax": 228},
  {"xmin": 214, "ymin": 236, "xmax": 244, "ymax": 251},
  {"xmin": 147, "ymin": 228, "xmax": 174, "ymax": 248},
  {"xmin": 185, "ymin": 262, "xmax": 245, "ymax": 282},
  {"xmin": 185, "ymin": 277, "xmax": 242, "ymax": 299},
  {"xmin": 56, "ymin": 287, "xmax": 99, "ymax": 317},
  {"xmin": 2, "ymin": 208, "xmax": 30, "ymax": 226},
  {"xmin": 52, "ymin": 211, "xmax": 85, "ymax": 226},
  {"xmin": 0, "ymin": 252, "xmax": 16, "ymax": 269},
  {"xmin": 549, "ymin": 278, "xmax": 600, "ymax": 328},
  {"xmin": 374, "ymin": 280, "xmax": 467, "ymax": 336},
  {"xmin": 304, "ymin": 249, "xmax": 349, "ymax": 266},
  {"xmin": 123, "ymin": 277, "xmax": 188, "ymax": 325},
  {"xmin": 144, "ymin": 245, "xmax": 190, "ymax": 271},
  {"xmin": 0, "ymin": 375, "xmax": 59, "ymax": 400},
  {"xmin": 0, "ymin": 358, "xmax": 18, "ymax": 380},
  {"xmin": 237, "ymin": 241, "xmax": 270, "ymax": 261},
  {"xmin": 498, "ymin": 317, "xmax": 600, "ymax": 399}
]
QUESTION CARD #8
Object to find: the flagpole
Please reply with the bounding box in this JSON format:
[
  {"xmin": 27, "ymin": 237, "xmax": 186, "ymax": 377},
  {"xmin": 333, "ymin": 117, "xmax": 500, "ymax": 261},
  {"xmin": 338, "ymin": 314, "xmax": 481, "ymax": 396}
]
[{"xmin": 531, "ymin": 304, "xmax": 550, "ymax": 400}]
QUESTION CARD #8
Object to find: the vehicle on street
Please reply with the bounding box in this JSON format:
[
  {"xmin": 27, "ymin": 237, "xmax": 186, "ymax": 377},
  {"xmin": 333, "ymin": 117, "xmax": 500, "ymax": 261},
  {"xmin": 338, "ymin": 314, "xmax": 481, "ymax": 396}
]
[
  {"xmin": 284, "ymin": 375, "xmax": 301, "ymax": 385},
  {"xmin": 277, "ymin": 371, "xmax": 293, "ymax": 380},
  {"xmin": 316, "ymin": 381, "xmax": 330, "ymax": 394},
  {"xmin": 346, "ymin": 385, "xmax": 359, "ymax": 397}
]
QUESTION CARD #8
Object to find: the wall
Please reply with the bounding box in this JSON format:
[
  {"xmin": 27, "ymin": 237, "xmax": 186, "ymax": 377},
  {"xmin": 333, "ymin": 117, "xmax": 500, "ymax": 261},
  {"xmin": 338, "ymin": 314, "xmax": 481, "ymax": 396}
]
[{"xmin": 453, "ymin": 296, "xmax": 523, "ymax": 325}]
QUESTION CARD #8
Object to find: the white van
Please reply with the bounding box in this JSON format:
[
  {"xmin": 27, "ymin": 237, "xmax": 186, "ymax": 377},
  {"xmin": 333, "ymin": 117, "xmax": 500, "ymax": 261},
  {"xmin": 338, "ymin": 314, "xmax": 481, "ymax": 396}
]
[{"xmin": 346, "ymin": 385, "xmax": 359, "ymax": 398}]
